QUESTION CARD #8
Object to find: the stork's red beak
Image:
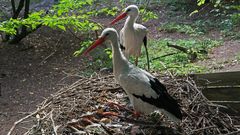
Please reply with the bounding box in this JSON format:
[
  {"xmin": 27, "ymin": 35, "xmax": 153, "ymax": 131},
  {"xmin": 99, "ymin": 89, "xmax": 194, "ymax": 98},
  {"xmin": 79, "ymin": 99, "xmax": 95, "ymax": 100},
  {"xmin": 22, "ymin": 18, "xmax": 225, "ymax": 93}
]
[
  {"xmin": 110, "ymin": 12, "xmax": 127, "ymax": 25},
  {"xmin": 82, "ymin": 37, "xmax": 106, "ymax": 56}
]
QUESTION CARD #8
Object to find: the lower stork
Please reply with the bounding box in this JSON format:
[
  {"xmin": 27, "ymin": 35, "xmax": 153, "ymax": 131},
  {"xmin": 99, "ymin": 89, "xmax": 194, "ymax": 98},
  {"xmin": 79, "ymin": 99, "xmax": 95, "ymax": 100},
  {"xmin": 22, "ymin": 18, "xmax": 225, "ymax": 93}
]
[{"xmin": 83, "ymin": 28, "xmax": 182, "ymax": 122}]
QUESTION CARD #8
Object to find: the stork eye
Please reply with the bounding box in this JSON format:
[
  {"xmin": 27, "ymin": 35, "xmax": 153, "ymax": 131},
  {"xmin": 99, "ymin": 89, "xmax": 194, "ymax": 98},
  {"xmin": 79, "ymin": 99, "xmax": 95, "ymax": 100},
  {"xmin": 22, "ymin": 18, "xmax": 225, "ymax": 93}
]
[
  {"xmin": 105, "ymin": 33, "xmax": 109, "ymax": 36},
  {"xmin": 126, "ymin": 9, "xmax": 131, "ymax": 12}
]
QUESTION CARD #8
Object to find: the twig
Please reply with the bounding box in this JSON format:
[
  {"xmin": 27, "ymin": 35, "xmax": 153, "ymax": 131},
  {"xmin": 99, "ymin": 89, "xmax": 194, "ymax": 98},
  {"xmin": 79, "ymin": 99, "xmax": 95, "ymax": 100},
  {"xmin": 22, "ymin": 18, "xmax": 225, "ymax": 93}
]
[
  {"xmin": 151, "ymin": 52, "xmax": 178, "ymax": 61},
  {"xmin": 50, "ymin": 110, "xmax": 58, "ymax": 135},
  {"xmin": 117, "ymin": 115, "xmax": 162, "ymax": 127},
  {"xmin": 67, "ymin": 28, "xmax": 82, "ymax": 41},
  {"xmin": 40, "ymin": 31, "xmax": 63, "ymax": 65},
  {"xmin": 189, "ymin": 126, "xmax": 217, "ymax": 134},
  {"xmin": 100, "ymin": 124, "xmax": 113, "ymax": 135},
  {"xmin": 7, "ymin": 102, "xmax": 51, "ymax": 135},
  {"xmin": 68, "ymin": 125, "xmax": 87, "ymax": 134},
  {"xmin": 223, "ymin": 130, "xmax": 240, "ymax": 135},
  {"xmin": 104, "ymin": 86, "xmax": 122, "ymax": 92},
  {"xmin": 40, "ymin": 51, "xmax": 56, "ymax": 65},
  {"xmin": 210, "ymin": 101, "xmax": 240, "ymax": 103}
]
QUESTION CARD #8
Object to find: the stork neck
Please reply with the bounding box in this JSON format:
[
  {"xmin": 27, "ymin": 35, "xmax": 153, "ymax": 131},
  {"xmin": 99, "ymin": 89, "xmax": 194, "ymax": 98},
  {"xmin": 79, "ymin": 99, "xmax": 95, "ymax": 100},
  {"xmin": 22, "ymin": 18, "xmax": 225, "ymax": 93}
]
[
  {"xmin": 111, "ymin": 39, "xmax": 129, "ymax": 79},
  {"xmin": 125, "ymin": 15, "xmax": 137, "ymax": 28}
]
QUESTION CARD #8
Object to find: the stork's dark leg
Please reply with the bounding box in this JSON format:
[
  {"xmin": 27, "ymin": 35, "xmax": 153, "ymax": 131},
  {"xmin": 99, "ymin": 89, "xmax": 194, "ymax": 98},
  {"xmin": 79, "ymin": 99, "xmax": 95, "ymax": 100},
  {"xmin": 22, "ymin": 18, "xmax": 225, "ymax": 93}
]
[
  {"xmin": 135, "ymin": 57, "xmax": 138, "ymax": 66},
  {"xmin": 143, "ymin": 36, "xmax": 150, "ymax": 70},
  {"xmin": 120, "ymin": 43, "xmax": 125, "ymax": 51}
]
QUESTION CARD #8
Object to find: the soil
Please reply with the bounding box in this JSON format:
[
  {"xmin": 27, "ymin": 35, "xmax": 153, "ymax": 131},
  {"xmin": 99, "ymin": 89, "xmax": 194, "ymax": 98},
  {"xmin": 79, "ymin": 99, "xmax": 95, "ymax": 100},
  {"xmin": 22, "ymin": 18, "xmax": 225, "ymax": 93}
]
[
  {"xmin": 0, "ymin": 4, "xmax": 240, "ymax": 135},
  {"xmin": 0, "ymin": 27, "xmax": 89, "ymax": 134}
]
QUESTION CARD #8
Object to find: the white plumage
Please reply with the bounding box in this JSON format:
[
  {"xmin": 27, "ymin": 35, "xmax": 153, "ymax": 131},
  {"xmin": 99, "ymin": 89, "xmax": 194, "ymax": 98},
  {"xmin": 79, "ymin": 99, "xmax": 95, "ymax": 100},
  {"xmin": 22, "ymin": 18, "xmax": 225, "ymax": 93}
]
[
  {"xmin": 83, "ymin": 28, "xmax": 182, "ymax": 122},
  {"xmin": 111, "ymin": 5, "xmax": 149, "ymax": 69}
]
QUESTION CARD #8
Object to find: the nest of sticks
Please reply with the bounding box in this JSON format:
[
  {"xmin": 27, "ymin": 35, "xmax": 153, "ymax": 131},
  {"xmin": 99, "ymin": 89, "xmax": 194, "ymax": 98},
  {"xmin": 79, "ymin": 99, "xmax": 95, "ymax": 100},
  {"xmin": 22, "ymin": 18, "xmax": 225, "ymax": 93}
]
[{"xmin": 7, "ymin": 73, "xmax": 240, "ymax": 135}]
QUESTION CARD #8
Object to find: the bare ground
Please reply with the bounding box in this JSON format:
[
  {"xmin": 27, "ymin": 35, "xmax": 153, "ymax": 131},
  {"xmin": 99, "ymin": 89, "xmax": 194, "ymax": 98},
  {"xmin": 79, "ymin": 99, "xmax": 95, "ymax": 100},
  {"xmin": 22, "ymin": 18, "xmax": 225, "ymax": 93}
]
[{"xmin": 0, "ymin": 27, "xmax": 89, "ymax": 134}]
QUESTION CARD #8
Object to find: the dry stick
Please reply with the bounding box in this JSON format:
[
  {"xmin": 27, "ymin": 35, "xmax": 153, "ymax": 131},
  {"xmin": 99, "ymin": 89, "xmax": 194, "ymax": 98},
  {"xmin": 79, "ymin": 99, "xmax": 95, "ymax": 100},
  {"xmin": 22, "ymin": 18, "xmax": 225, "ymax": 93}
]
[
  {"xmin": 40, "ymin": 51, "xmax": 56, "ymax": 65},
  {"xmin": 40, "ymin": 32, "xmax": 63, "ymax": 65},
  {"xmin": 210, "ymin": 101, "xmax": 240, "ymax": 103},
  {"xmin": 59, "ymin": 71, "xmax": 84, "ymax": 82},
  {"xmin": 7, "ymin": 102, "xmax": 51, "ymax": 135},
  {"xmin": 151, "ymin": 52, "xmax": 178, "ymax": 61},
  {"xmin": 68, "ymin": 28, "xmax": 82, "ymax": 41},
  {"xmin": 223, "ymin": 130, "xmax": 240, "ymax": 135},
  {"xmin": 117, "ymin": 115, "xmax": 169, "ymax": 129},
  {"xmin": 68, "ymin": 125, "xmax": 87, "ymax": 134},
  {"xmin": 100, "ymin": 124, "xmax": 113, "ymax": 135},
  {"xmin": 189, "ymin": 126, "xmax": 217, "ymax": 134},
  {"xmin": 50, "ymin": 110, "xmax": 58, "ymax": 135},
  {"xmin": 159, "ymin": 61, "xmax": 174, "ymax": 79},
  {"xmin": 104, "ymin": 86, "xmax": 122, "ymax": 92}
]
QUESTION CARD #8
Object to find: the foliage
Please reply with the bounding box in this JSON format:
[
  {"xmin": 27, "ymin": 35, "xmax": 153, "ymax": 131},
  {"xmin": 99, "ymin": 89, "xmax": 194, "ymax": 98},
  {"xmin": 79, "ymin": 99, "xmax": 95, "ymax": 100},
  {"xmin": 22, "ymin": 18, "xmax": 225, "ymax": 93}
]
[
  {"xmin": 73, "ymin": 40, "xmax": 92, "ymax": 57},
  {"xmin": 137, "ymin": 38, "xmax": 221, "ymax": 75},
  {"xmin": 159, "ymin": 22, "xmax": 204, "ymax": 36},
  {"xmin": 2, "ymin": 1, "xmax": 87, "ymax": 34},
  {"xmin": 139, "ymin": 8, "xmax": 158, "ymax": 22},
  {"xmin": 0, "ymin": 0, "xmax": 117, "ymax": 36}
]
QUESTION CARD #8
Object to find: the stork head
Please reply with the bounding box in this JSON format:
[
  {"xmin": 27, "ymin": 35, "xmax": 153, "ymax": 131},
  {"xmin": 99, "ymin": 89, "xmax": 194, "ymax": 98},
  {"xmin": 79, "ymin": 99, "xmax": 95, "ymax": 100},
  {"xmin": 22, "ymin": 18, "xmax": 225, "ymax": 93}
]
[
  {"xmin": 82, "ymin": 28, "xmax": 118, "ymax": 56},
  {"xmin": 110, "ymin": 5, "xmax": 139, "ymax": 25}
]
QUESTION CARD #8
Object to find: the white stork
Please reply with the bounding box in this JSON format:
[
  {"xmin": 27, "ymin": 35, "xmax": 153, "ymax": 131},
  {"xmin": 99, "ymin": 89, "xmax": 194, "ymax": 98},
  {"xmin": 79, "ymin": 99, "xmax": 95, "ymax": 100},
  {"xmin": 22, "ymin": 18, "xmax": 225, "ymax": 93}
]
[
  {"xmin": 110, "ymin": 5, "xmax": 150, "ymax": 70},
  {"xmin": 83, "ymin": 28, "xmax": 182, "ymax": 122}
]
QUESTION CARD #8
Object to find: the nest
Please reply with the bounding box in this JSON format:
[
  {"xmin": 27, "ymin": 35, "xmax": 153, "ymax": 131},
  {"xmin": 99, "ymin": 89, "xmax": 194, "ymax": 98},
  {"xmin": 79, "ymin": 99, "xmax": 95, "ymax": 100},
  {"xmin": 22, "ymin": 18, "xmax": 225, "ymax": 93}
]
[{"xmin": 7, "ymin": 73, "xmax": 240, "ymax": 135}]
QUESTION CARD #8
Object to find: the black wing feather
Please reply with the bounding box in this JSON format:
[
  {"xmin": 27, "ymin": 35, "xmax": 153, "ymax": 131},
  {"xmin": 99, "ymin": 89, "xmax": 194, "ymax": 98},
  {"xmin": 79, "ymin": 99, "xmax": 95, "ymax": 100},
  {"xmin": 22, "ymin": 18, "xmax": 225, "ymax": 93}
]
[
  {"xmin": 120, "ymin": 43, "xmax": 125, "ymax": 51},
  {"xmin": 133, "ymin": 76, "xmax": 182, "ymax": 120}
]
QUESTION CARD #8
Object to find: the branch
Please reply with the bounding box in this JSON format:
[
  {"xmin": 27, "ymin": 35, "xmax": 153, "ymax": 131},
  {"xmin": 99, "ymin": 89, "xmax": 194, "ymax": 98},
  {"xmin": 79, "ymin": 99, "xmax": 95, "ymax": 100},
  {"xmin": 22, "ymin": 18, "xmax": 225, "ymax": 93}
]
[
  {"xmin": 151, "ymin": 52, "xmax": 178, "ymax": 61},
  {"xmin": 13, "ymin": 0, "xmax": 25, "ymax": 19},
  {"xmin": 11, "ymin": 0, "xmax": 16, "ymax": 15},
  {"xmin": 7, "ymin": 102, "xmax": 51, "ymax": 135},
  {"xmin": 21, "ymin": 0, "xmax": 30, "ymax": 34},
  {"xmin": 9, "ymin": 24, "xmax": 42, "ymax": 44},
  {"xmin": 24, "ymin": 0, "xmax": 30, "ymax": 19},
  {"xmin": 167, "ymin": 42, "xmax": 188, "ymax": 53}
]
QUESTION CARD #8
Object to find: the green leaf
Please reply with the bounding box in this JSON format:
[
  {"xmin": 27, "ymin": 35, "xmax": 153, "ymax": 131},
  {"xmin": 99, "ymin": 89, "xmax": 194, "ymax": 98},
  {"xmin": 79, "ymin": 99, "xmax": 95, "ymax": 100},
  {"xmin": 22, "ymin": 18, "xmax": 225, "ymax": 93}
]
[
  {"xmin": 189, "ymin": 10, "xmax": 198, "ymax": 16},
  {"xmin": 57, "ymin": 25, "xmax": 66, "ymax": 31}
]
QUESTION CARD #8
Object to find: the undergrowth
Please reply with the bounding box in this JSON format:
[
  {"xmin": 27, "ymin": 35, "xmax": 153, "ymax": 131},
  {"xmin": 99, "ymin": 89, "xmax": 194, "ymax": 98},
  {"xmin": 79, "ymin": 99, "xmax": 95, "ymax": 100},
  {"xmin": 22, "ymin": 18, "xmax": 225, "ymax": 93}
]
[{"xmin": 137, "ymin": 38, "xmax": 221, "ymax": 75}]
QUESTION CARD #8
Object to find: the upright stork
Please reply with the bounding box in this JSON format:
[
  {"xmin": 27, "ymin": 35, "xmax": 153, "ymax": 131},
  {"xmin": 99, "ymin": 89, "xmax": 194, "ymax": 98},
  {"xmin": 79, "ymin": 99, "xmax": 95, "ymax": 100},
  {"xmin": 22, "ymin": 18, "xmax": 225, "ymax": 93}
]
[
  {"xmin": 110, "ymin": 5, "xmax": 150, "ymax": 70},
  {"xmin": 83, "ymin": 28, "xmax": 182, "ymax": 122}
]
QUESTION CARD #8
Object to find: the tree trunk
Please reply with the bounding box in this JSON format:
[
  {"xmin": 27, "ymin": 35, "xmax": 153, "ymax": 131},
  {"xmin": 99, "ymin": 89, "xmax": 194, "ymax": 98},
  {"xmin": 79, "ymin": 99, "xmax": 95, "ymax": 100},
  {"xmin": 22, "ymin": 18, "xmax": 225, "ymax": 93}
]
[
  {"xmin": 11, "ymin": 0, "xmax": 16, "ymax": 15},
  {"xmin": 12, "ymin": 0, "xmax": 25, "ymax": 19},
  {"xmin": 9, "ymin": 0, "xmax": 42, "ymax": 44},
  {"xmin": 3, "ymin": 0, "xmax": 25, "ymax": 42}
]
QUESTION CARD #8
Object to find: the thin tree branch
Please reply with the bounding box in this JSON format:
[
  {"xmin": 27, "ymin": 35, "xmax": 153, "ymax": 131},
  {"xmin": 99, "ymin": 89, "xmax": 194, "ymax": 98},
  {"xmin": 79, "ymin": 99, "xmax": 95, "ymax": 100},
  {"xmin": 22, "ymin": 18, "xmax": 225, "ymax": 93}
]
[
  {"xmin": 13, "ymin": 0, "xmax": 25, "ymax": 19},
  {"xmin": 21, "ymin": 0, "xmax": 30, "ymax": 34},
  {"xmin": 7, "ymin": 102, "xmax": 51, "ymax": 135},
  {"xmin": 11, "ymin": 0, "xmax": 16, "ymax": 15}
]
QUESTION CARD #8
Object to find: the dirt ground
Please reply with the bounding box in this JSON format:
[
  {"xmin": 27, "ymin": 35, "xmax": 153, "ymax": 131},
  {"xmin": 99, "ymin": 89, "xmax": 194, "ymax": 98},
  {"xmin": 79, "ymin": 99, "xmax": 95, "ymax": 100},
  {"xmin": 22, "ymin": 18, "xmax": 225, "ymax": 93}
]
[
  {"xmin": 0, "ymin": 27, "xmax": 89, "ymax": 134},
  {"xmin": 0, "ymin": 6, "xmax": 240, "ymax": 135}
]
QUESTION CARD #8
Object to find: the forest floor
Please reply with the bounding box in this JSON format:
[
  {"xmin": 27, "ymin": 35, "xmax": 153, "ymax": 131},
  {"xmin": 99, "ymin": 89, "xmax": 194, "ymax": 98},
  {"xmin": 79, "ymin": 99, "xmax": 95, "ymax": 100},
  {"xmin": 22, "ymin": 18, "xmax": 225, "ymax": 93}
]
[{"xmin": 0, "ymin": 4, "xmax": 240, "ymax": 135}]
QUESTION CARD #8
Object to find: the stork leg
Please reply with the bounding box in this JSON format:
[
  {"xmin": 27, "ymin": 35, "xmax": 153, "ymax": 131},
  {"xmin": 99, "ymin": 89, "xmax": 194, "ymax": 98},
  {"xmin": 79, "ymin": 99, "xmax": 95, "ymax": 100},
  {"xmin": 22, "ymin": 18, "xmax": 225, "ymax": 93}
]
[
  {"xmin": 134, "ymin": 57, "xmax": 138, "ymax": 66},
  {"xmin": 143, "ymin": 36, "xmax": 150, "ymax": 70}
]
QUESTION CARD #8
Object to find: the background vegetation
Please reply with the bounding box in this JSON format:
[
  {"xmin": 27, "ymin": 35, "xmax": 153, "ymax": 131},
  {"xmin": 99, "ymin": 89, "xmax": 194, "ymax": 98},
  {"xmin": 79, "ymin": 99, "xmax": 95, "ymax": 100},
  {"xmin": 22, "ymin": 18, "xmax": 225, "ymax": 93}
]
[{"xmin": 0, "ymin": 0, "xmax": 239, "ymax": 75}]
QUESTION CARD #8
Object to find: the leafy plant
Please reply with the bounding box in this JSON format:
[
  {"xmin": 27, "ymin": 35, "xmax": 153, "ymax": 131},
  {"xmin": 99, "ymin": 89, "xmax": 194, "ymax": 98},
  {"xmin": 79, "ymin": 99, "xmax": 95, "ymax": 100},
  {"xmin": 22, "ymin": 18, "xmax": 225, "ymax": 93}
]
[
  {"xmin": 139, "ymin": 8, "xmax": 158, "ymax": 22},
  {"xmin": 137, "ymin": 38, "xmax": 221, "ymax": 75},
  {"xmin": 0, "ymin": 0, "xmax": 120, "ymax": 43},
  {"xmin": 159, "ymin": 22, "xmax": 204, "ymax": 36}
]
